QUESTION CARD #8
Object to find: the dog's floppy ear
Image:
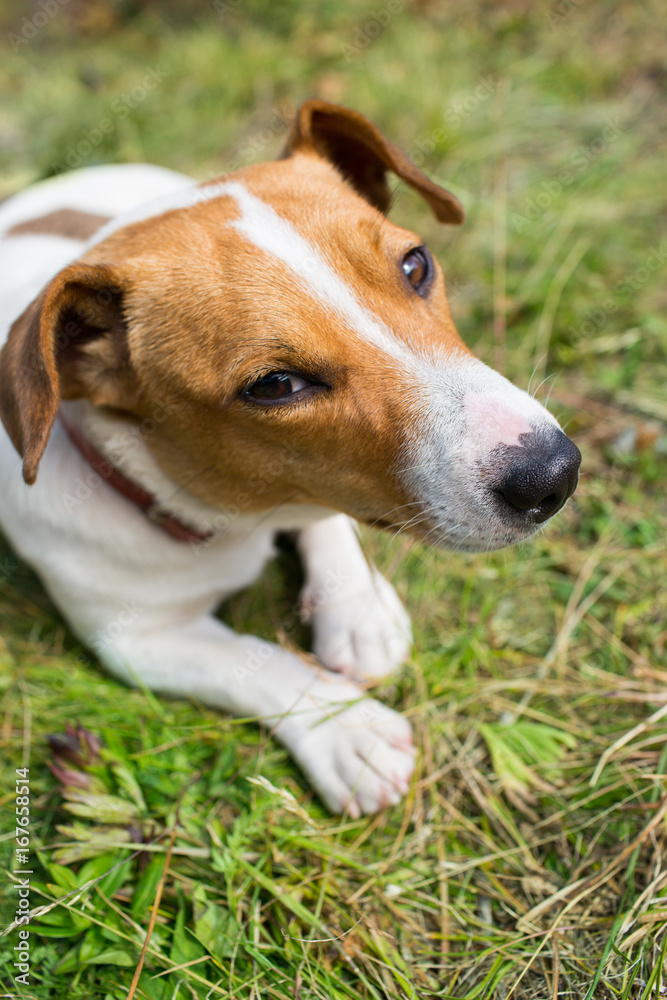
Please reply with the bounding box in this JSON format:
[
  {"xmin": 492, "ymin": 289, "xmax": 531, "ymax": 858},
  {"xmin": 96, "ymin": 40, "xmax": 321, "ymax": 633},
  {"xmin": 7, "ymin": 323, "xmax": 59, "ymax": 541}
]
[
  {"xmin": 283, "ymin": 99, "xmax": 464, "ymax": 224},
  {"xmin": 0, "ymin": 262, "xmax": 138, "ymax": 484}
]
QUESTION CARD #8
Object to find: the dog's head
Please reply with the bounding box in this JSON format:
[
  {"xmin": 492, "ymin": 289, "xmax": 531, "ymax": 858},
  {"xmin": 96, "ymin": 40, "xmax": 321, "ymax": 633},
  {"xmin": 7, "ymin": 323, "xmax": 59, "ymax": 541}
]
[{"xmin": 0, "ymin": 101, "xmax": 580, "ymax": 551}]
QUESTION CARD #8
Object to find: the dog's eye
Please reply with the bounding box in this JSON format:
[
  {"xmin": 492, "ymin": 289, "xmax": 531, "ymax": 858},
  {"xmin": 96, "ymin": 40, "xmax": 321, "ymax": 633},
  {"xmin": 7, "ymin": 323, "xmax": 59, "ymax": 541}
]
[
  {"xmin": 245, "ymin": 371, "xmax": 311, "ymax": 401},
  {"xmin": 402, "ymin": 247, "xmax": 431, "ymax": 296}
]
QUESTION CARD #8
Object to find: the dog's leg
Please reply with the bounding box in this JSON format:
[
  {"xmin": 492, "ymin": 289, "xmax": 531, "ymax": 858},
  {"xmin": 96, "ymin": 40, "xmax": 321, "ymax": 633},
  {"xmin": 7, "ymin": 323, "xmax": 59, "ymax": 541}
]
[
  {"xmin": 298, "ymin": 514, "xmax": 412, "ymax": 681},
  {"xmin": 95, "ymin": 614, "xmax": 415, "ymax": 817}
]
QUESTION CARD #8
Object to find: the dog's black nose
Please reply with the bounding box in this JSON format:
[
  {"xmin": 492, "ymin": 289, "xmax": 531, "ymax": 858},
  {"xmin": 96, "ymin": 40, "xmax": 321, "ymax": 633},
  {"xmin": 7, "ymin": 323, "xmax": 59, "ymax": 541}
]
[{"xmin": 494, "ymin": 430, "xmax": 581, "ymax": 523}]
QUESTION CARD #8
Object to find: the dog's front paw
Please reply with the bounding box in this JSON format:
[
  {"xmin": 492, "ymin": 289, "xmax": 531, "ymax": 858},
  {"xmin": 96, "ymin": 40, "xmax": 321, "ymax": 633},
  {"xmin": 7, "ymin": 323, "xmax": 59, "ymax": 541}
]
[
  {"xmin": 289, "ymin": 696, "xmax": 415, "ymax": 817},
  {"xmin": 302, "ymin": 569, "xmax": 412, "ymax": 681}
]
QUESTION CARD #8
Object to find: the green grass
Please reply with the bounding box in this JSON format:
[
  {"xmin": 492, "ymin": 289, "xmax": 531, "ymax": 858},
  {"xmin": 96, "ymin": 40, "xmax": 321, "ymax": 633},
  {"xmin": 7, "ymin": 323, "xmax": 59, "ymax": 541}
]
[{"xmin": 1, "ymin": 1, "xmax": 666, "ymax": 996}]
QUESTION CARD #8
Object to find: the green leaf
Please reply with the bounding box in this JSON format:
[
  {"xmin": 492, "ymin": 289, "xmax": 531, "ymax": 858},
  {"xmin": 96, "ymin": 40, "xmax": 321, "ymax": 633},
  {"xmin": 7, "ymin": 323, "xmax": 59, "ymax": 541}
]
[
  {"xmin": 62, "ymin": 789, "xmax": 140, "ymax": 823},
  {"xmin": 45, "ymin": 862, "xmax": 79, "ymax": 892},
  {"xmin": 52, "ymin": 943, "xmax": 83, "ymax": 975},
  {"xmin": 33, "ymin": 908, "xmax": 75, "ymax": 927},
  {"xmin": 131, "ymin": 854, "xmax": 166, "ymax": 920},
  {"xmin": 99, "ymin": 856, "xmax": 133, "ymax": 898},
  {"xmin": 51, "ymin": 824, "xmax": 132, "ymax": 866},
  {"xmin": 193, "ymin": 885, "xmax": 238, "ymax": 958},
  {"xmin": 111, "ymin": 761, "xmax": 147, "ymax": 812},
  {"xmin": 78, "ymin": 852, "xmax": 124, "ymax": 886},
  {"xmin": 34, "ymin": 916, "xmax": 90, "ymax": 938},
  {"xmin": 55, "ymin": 820, "xmax": 131, "ymax": 844},
  {"xmin": 83, "ymin": 948, "xmax": 136, "ymax": 967},
  {"xmin": 170, "ymin": 895, "xmax": 206, "ymax": 966},
  {"xmin": 129, "ymin": 974, "xmax": 171, "ymax": 1000},
  {"xmin": 79, "ymin": 927, "xmax": 106, "ymax": 963},
  {"xmin": 480, "ymin": 722, "xmax": 577, "ymax": 793}
]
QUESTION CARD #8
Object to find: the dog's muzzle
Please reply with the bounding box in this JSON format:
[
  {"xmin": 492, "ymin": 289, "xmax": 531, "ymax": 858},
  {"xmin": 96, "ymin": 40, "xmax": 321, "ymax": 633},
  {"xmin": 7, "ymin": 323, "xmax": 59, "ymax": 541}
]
[{"xmin": 491, "ymin": 428, "xmax": 582, "ymax": 524}]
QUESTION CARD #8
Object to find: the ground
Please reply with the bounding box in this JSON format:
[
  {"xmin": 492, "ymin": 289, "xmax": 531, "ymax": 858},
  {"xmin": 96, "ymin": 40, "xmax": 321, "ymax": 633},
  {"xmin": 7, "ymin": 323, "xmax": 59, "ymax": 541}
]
[{"xmin": 0, "ymin": 1, "xmax": 666, "ymax": 997}]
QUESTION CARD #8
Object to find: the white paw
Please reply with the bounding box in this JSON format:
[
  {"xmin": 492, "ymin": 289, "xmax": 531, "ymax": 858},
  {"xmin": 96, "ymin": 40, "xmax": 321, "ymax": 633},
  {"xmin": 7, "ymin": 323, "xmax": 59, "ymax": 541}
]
[
  {"xmin": 288, "ymin": 692, "xmax": 415, "ymax": 817},
  {"xmin": 302, "ymin": 569, "xmax": 412, "ymax": 681}
]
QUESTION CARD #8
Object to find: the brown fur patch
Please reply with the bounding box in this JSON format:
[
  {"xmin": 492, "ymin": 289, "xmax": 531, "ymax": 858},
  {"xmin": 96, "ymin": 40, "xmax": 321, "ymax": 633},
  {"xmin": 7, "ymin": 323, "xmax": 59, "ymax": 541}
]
[{"xmin": 7, "ymin": 209, "xmax": 110, "ymax": 241}]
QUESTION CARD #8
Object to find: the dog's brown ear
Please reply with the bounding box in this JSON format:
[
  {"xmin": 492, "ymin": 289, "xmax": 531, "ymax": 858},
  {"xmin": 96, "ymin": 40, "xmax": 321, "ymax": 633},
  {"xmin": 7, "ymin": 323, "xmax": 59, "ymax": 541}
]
[
  {"xmin": 283, "ymin": 100, "xmax": 464, "ymax": 224},
  {"xmin": 0, "ymin": 262, "xmax": 137, "ymax": 484}
]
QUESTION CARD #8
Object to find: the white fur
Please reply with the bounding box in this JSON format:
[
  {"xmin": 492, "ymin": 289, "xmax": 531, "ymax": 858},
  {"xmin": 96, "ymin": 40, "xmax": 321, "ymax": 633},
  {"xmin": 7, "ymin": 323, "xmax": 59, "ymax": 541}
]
[
  {"xmin": 88, "ymin": 176, "xmax": 226, "ymax": 247},
  {"xmin": 0, "ymin": 164, "xmax": 193, "ymax": 231},
  {"xmin": 298, "ymin": 516, "xmax": 412, "ymax": 678}
]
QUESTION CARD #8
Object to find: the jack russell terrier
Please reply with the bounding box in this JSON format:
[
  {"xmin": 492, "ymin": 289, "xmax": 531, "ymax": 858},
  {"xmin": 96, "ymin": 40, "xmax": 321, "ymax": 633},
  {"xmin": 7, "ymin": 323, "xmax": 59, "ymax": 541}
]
[{"xmin": 0, "ymin": 102, "xmax": 580, "ymax": 817}]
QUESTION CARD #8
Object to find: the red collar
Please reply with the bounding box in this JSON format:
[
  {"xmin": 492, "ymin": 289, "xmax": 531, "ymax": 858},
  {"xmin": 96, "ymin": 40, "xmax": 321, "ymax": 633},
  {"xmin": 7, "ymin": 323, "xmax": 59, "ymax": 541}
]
[{"xmin": 60, "ymin": 415, "xmax": 213, "ymax": 544}]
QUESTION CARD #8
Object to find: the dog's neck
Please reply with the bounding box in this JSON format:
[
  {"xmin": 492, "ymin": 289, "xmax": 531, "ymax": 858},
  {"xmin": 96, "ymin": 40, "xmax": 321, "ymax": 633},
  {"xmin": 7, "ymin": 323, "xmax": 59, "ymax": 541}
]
[
  {"xmin": 59, "ymin": 400, "xmax": 224, "ymax": 540},
  {"xmin": 58, "ymin": 400, "xmax": 339, "ymax": 541}
]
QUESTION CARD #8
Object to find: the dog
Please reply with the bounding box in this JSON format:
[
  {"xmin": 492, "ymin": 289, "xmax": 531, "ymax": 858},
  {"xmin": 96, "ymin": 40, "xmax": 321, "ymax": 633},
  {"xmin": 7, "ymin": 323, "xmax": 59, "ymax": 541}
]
[{"xmin": 0, "ymin": 101, "xmax": 580, "ymax": 817}]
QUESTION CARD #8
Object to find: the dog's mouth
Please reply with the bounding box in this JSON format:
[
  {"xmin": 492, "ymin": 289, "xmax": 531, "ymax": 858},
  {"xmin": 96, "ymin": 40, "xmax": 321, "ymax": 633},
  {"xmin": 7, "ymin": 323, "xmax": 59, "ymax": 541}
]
[
  {"xmin": 364, "ymin": 507, "xmax": 526, "ymax": 552},
  {"xmin": 378, "ymin": 422, "xmax": 582, "ymax": 552},
  {"xmin": 370, "ymin": 514, "xmax": 538, "ymax": 552},
  {"xmin": 366, "ymin": 437, "xmax": 581, "ymax": 552}
]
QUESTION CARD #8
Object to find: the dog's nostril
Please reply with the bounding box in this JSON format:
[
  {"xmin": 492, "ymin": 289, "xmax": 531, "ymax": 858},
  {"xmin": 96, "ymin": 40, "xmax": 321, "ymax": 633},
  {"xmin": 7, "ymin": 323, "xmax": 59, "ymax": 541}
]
[{"xmin": 494, "ymin": 431, "xmax": 581, "ymax": 524}]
